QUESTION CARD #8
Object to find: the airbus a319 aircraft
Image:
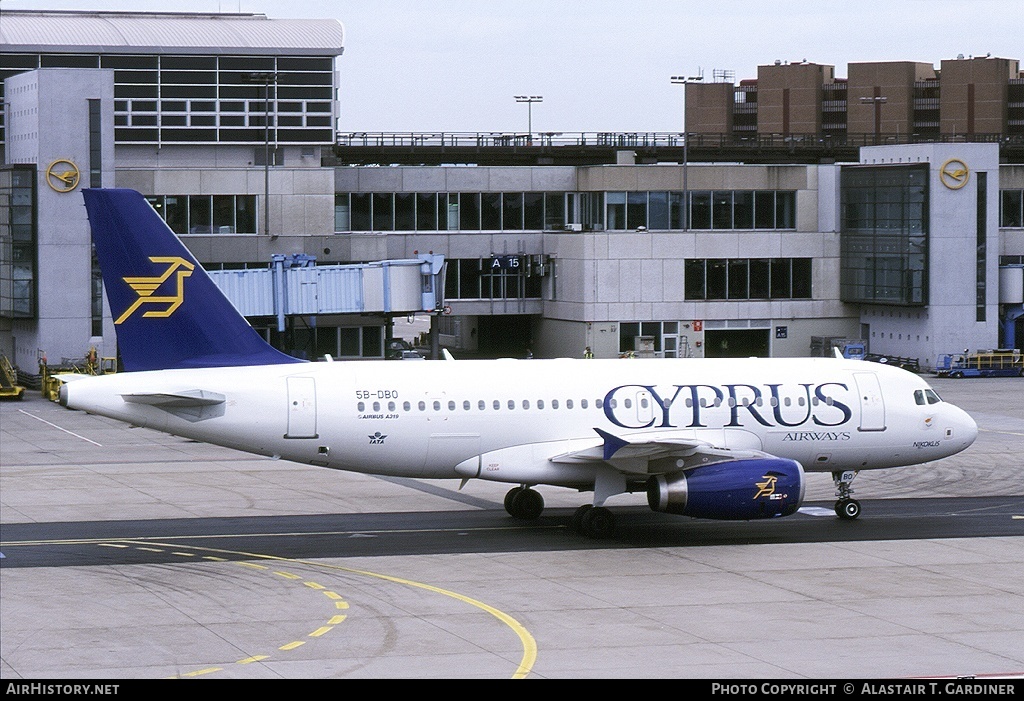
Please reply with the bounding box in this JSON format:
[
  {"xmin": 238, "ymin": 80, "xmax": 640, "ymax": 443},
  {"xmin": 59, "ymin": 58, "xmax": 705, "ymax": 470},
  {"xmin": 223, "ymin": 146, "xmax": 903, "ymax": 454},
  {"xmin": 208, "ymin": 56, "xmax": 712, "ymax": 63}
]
[{"xmin": 61, "ymin": 188, "xmax": 979, "ymax": 538}]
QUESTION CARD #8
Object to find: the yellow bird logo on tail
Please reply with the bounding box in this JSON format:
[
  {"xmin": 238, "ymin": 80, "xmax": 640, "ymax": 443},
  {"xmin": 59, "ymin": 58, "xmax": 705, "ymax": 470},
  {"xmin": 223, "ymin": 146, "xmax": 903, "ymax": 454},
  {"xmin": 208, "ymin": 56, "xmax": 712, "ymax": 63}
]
[{"xmin": 115, "ymin": 256, "xmax": 195, "ymax": 324}]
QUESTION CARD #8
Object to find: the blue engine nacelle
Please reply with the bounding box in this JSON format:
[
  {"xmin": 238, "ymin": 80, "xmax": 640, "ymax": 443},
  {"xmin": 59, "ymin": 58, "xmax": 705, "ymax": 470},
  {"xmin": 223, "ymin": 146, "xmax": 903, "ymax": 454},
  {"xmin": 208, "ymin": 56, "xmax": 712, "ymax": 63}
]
[{"xmin": 646, "ymin": 457, "xmax": 805, "ymax": 520}]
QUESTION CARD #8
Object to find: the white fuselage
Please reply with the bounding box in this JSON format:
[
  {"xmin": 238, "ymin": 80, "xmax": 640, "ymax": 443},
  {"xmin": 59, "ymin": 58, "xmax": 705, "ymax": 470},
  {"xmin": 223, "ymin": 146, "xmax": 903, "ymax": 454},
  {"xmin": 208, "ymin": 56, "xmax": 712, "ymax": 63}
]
[{"xmin": 61, "ymin": 357, "xmax": 977, "ymax": 488}]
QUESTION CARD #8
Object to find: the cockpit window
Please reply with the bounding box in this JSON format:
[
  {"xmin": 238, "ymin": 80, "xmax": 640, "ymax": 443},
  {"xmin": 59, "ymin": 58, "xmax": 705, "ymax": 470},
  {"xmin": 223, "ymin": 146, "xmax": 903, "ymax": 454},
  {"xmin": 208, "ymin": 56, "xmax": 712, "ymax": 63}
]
[
  {"xmin": 925, "ymin": 389, "xmax": 941, "ymax": 404},
  {"xmin": 916, "ymin": 388, "xmax": 943, "ymax": 405},
  {"xmin": 914, "ymin": 390, "xmax": 925, "ymax": 406}
]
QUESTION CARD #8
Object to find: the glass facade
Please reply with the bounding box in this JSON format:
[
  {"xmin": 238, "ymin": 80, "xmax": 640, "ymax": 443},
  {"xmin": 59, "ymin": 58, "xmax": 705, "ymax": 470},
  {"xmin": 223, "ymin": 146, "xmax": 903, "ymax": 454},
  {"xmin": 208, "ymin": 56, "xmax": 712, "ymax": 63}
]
[
  {"xmin": 0, "ymin": 165, "xmax": 37, "ymax": 319},
  {"xmin": 840, "ymin": 164, "xmax": 928, "ymax": 306},
  {"xmin": 0, "ymin": 53, "xmax": 336, "ymax": 147}
]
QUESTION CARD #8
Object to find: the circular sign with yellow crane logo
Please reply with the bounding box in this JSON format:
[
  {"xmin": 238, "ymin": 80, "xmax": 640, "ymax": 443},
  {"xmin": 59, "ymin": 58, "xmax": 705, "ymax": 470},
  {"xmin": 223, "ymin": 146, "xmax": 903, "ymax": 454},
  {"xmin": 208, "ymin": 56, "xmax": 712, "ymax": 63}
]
[
  {"xmin": 939, "ymin": 158, "xmax": 969, "ymax": 190},
  {"xmin": 45, "ymin": 159, "xmax": 81, "ymax": 193}
]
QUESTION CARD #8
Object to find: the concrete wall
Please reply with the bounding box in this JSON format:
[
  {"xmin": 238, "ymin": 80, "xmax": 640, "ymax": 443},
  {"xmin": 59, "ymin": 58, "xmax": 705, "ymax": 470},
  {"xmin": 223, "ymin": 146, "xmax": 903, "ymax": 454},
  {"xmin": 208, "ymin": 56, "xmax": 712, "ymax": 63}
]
[
  {"xmin": 847, "ymin": 61, "xmax": 936, "ymax": 137},
  {"xmin": 5, "ymin": 69, "xmax": 115, "ymax": 369},
  {"xmin": 685, "ymin": 82, "xmax": 733, "ymax": 136},
  {"xmin": 940, "ymin": 56, "xmax": 1018, "ymax": 135},
  {"xmin": 756, "ymin": 62, "xmax": 834, "ymax": 135}
]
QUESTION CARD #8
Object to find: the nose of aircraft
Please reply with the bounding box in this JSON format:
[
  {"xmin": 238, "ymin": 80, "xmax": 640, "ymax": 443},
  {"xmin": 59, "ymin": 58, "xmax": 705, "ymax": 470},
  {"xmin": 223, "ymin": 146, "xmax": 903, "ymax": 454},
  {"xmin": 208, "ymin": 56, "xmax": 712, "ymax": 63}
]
[{"xmin": 951, "ymin": 404, "xmax": 979, "ymax": 453}]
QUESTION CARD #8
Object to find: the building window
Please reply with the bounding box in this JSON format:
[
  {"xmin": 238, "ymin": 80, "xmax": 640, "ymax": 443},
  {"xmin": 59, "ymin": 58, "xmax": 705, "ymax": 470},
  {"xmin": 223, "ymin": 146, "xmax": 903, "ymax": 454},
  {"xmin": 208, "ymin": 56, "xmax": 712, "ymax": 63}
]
[
  {"xmin": 331, "ymin": 189, "xmax": 797, "ymax": 232},
  {"xmin": 395, "ymin": 193, "xmax": 416, "ymax": 231},
  {"xmin": 334, "ymin": 193, "xmax": 350, "ymax": 231},
  {"xmin": 684, "ymin": 258, "xmax": 812, "ymax": 300},
  {"xmin": 444, "ymin": 258, "xmax": 542, "ymax": 301},
  {"xmin": 372, "ymin": 193, "xmax": 393, "ymax": 231},
  {"xmin": 88, "ymin": 99, "xmax": 102, "ymax": 187},
  {"xmin": 544, "ymin": 192, "xmax": 565, "ymax": 230},
  {"xmin": 606, "ymin": 192, "xmax": 626, "ymax": 230},
  {"xmin": 618, "ymin": 321, "xmax": 681, "ymax": 357},
  {"xmin": 146, "ymin": 195, "xmax": 257, "ymax": 234},
  {"xmin": 977, "ymin": 172, "xmax": 987, "ymax": 322},
  {"xmin": 1001, "ymin": 189, "xmax": 1024, "ymax": 228}
]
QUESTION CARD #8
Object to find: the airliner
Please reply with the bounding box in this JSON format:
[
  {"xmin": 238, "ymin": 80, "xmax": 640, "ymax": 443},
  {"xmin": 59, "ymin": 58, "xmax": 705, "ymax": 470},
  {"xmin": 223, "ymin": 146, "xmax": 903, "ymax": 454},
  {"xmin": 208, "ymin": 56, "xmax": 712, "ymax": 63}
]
[{"xmin": 60, "ymin": 188, "xmax": 979, "ymax": 538}]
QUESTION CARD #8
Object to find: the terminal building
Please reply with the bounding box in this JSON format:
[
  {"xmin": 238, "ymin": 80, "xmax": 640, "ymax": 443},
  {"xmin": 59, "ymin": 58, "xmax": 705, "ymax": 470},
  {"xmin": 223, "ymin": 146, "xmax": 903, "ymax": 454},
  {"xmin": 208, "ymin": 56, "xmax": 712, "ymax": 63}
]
[{"xmin": 1, "ymin": 9, "xmax": 1023, "ymax": 374}]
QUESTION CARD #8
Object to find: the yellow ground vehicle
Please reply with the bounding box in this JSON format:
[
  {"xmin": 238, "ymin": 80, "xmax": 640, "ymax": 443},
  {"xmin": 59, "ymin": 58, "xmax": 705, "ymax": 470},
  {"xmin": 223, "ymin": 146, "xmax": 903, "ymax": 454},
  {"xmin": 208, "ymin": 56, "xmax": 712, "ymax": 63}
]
[{"xmin": 1, "ymin": 355, "xmax": 26, "ymax": 400}]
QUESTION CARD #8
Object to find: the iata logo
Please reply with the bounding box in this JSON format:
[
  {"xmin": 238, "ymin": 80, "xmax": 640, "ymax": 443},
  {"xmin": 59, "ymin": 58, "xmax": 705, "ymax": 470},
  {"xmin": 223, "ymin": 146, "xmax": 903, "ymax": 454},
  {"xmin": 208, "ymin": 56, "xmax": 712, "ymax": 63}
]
[
  {"xmin": 115, "ymin": 256, "xmax": 195, "ymax": 324},
  {"xmin": 939, "ymin": 158, "xmax": 969, "ymax": 190},
  {"xmin": 368, "ymin": 431, "xmax": 387, "ymax": 445}
]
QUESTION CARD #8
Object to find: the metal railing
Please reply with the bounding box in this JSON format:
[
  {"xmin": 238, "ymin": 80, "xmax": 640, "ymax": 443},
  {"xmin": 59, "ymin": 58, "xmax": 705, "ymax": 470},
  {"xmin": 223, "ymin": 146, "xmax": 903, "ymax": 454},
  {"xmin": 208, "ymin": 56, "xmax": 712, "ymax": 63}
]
[{"xmin": 336, "ymin": 131, "xmax": 1024, "ymax": 150}]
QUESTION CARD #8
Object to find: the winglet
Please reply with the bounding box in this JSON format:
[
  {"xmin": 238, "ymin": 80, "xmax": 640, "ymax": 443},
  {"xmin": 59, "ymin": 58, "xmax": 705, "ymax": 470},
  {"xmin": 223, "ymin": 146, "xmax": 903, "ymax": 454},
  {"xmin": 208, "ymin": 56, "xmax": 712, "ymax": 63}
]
[
  {"xmin": 82, "ymin": 189, "xmax": 304, "ymax": 371},
  {"xmin": 594, "ymin": 427, "xmax": 629, "ymax": 461}
]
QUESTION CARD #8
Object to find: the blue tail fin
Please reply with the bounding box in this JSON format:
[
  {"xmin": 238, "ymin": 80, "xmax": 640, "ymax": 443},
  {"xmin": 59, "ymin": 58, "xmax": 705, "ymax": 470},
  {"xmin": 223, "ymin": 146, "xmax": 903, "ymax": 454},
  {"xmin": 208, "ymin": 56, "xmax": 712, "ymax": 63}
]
[{"xmin": 83, "ymin": 188, "xmax": 303, "ymax": 371}]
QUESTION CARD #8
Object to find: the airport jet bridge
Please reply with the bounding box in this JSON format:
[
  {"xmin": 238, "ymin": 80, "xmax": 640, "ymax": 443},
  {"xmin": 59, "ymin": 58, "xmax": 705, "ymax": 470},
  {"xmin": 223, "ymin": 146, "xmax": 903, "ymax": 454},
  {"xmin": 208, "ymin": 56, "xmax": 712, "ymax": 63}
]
[{"xmin": 208, "ymin": 253, "xmax": 445, "ymax": 332}]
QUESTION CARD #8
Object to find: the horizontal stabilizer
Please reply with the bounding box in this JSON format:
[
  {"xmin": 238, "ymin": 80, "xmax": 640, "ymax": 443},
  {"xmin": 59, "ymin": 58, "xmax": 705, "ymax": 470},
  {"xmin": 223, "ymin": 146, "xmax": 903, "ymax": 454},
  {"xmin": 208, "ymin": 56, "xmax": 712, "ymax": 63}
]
[{"xmin": 121, "ymin": 389, "xmax": 226, "ymax": 407}]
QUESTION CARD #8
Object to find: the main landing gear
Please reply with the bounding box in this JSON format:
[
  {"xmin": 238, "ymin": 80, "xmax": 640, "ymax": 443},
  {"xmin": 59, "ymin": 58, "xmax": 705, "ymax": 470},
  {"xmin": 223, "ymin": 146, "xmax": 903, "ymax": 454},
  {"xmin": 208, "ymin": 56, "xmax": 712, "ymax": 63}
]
[
  {"xmin": 569, "ymin": 504, "xmax": 616, "ymax": 539},
  {"xmin": 504, "ymin": 485, "xmax": 544, "ymax": 521},
  {"xmin": 503, "ymin": 486, "xmax": 616, "ymax": 538},
  {"xmin": 832, "ymin": 470, "xmax": 861, "ymax": 520}
]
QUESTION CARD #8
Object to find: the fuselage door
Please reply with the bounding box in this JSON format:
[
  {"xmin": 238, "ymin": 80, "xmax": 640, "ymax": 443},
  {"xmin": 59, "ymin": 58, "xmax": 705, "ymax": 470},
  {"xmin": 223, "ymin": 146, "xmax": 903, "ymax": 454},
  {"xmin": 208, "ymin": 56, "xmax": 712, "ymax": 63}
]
[
  {"xmin": 286, "ymin": 376, "xmax": 318, "ymax": 438},
  {"xmin": 853, "ymin": 372, "xmax": 886, "ymax": 432}
]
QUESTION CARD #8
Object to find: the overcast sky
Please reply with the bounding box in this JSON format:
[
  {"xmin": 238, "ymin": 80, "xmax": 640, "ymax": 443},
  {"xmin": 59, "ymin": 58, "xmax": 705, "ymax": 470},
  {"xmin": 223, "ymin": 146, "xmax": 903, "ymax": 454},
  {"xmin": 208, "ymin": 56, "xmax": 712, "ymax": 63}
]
[{"xmin": 4, "ymin": 0, "xmax": 1022, "ymax": 133}]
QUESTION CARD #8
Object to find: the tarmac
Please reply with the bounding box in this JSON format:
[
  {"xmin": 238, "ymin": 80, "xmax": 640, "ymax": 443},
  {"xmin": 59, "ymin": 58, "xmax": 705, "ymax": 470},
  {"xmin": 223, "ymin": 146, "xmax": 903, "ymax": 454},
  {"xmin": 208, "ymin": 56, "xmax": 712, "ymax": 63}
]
[{"xmin": 1, "ymin": 374, "xmax": 1022, "ymax": 680}]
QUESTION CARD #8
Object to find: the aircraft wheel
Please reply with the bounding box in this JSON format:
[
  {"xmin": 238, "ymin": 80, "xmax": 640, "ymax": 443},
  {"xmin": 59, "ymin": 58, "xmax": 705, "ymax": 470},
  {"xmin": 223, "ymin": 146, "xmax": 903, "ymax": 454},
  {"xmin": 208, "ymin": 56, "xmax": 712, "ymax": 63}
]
[
  {"xmin": 569, "ymin": 504, "xmax": 593, "ymax": 534},
  {"xmin": 581, "ymin": 506, "xmax": 616, "ymax": 539},
  {"xmin": 504, "ymin": 487, "xmax": 524, "ymax": 516},
  {"xmin": 509, "ymin": 487, "xmax": 544, "ymax": 520},
  {"xmin": 836, "ymin": 498, "xmax": 861, "ymax": 520}
]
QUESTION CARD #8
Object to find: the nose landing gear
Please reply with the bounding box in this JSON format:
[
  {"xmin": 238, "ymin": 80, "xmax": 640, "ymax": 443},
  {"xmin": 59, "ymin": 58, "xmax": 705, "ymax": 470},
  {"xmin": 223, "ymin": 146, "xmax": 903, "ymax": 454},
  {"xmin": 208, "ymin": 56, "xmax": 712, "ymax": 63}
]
[{"xmin": 833, "ymin": 470, "xmax": 861, "ymax": 520}]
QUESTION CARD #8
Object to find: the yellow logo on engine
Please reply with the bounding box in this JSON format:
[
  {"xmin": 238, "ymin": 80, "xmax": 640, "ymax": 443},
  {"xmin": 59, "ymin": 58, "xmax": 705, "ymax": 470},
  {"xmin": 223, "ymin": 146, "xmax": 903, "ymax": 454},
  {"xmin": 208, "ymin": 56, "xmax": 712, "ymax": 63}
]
[
  {"xmin": 753, "ymin": 474, "xmax": 777, "ymax": 499},
  {"xmin": 115, "ymin": 256, "xmax": 195, "ymax": 324}
]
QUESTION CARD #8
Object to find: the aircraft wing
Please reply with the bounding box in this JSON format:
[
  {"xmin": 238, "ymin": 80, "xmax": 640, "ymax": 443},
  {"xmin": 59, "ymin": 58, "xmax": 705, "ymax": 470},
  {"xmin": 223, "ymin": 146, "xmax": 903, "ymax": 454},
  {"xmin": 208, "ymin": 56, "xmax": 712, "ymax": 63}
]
[{"xmin": 548, "ymin": 427, "xmax": 767, "ymax": 476}]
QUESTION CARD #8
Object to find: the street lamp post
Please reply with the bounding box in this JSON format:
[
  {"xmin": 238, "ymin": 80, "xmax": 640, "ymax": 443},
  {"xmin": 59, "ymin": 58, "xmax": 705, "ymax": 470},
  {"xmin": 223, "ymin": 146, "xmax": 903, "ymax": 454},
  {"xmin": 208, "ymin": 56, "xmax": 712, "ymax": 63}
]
[
  {"xmin": 514, "ymin": 95, "xmax": 543, "ymax": 144},
  {"xmin": 671, "ymin": 73, "xmax": 703, "ymax": 231},
  {"xmin": 248, "ymin": 72, "xmax": 277, "ymax": 236},
  {"xmin": 860, "ymin": 95, "xmax": 888, "ymax": 144}
]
